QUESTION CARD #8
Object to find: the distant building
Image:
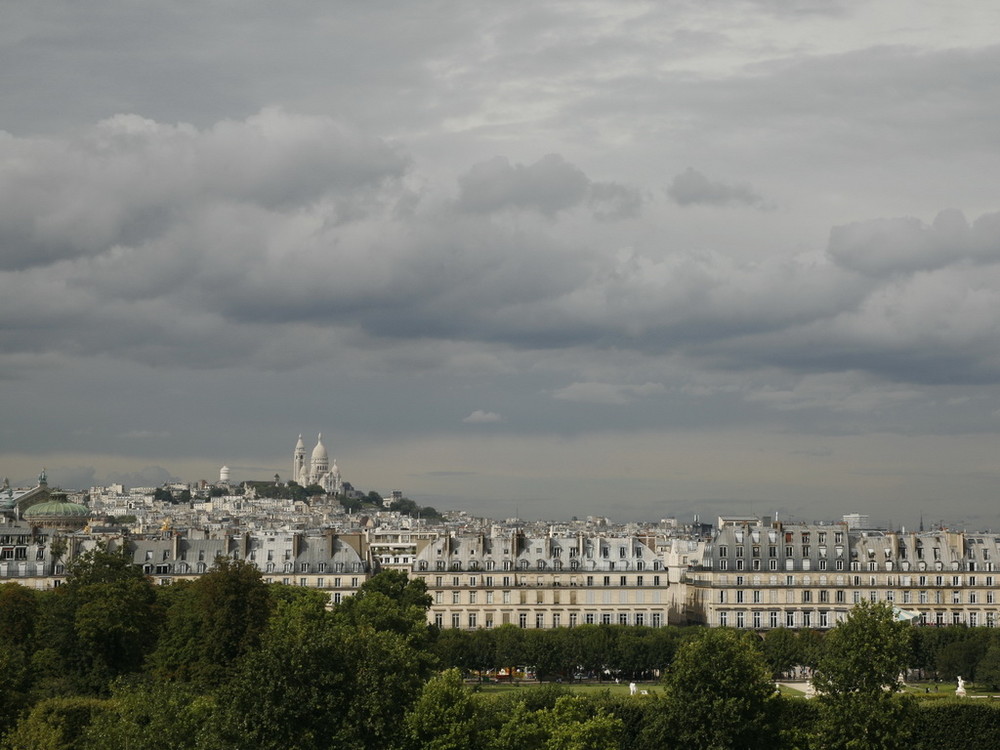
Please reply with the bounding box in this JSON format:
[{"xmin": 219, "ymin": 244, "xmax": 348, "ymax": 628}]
[{"xmin": 292, "ymin": 434, "xmax": 343, "ymax": 493}]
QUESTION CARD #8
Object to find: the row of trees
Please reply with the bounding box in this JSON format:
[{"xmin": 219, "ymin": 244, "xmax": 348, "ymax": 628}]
[
  {"xmin": 433, "ymin": 623, "xmax": 685, "ymax": 680},
  {"xmin": 430, "ymin": 613, "xmax": 1000, "ymax": 687}
]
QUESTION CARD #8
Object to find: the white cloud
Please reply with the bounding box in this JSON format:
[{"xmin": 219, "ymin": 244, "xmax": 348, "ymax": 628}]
[
  {"xmin": 462, "ymin": 410, "xmax": 503, "ymax": 424},
  {"xmin": 552, "ymin": 382, "xmax": 666, "ymax": 405}
]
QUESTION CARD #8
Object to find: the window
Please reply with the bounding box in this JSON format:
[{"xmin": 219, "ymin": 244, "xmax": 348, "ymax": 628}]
[
  {"xmin": 652, "ymin": 613, "xmax": 662, "ymax": 627},
  {"xmin": 434, "ymin": 613, "xmax": 443, "ymax": 628},
  {"xmin": 569, "ymin": 613, "xmax": 578, "ymax": 627},
  {"xmin": 785, "ymin": 612, "xmax": 795, "ymax": 627},
  {"xmin": 719, "ymin": 612, "xmax": 728, "ymax": 627},
  {"xmin": 769, "ymin": 611, "xmax": 778, "ymax": 628},
  {"xmin": 736, "ymin": 612, "xmax": 745, "ymax": 628},
  {"xmin": 519, "ymin": 613, "xmax": 527, "ymax": 628},
  {"xmin": 619, "ymin": 613, "xmax": 628, "ymax": 625},
  {"xmin": 452, "ymin": 614, "xmax": 461, "ymax": 628},
  {"xmin": 585, "ymin": 613, "xmax": 595, "ymax": 625}
]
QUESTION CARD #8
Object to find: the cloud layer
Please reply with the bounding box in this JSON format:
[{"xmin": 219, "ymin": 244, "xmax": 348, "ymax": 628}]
[{"xmin": 3, "ymin": 1, "xmax": 1000, "ymax": 522}]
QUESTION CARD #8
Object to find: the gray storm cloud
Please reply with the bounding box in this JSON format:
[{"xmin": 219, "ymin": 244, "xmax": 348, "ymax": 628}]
[
  {"xmin": 457, "ymin": 154, "xmax": 641, "ymax": 219},
  {"xmin": 2, "ymin": 110, "xmax": 1000, "ymax": 390},
  {"xmin": 667, "ymin": 168, "xmax": 769, "ymax": 209}
]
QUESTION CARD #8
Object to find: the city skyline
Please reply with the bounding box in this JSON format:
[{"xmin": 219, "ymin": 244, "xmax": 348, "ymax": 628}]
[{"xmin": 3, "ymin": 2, "xmax": 1000, "ymax": 526}]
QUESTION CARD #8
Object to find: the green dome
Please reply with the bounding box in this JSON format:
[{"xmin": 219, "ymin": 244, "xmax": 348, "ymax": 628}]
[{"xmin": 23, "ymin": 500, "xmax": 90, "ymax": 519}]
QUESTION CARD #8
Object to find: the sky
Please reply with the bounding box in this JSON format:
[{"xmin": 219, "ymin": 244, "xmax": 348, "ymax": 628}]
[{"xmin": 2, "ymin": 1, "xmax": 1000, "ymax": 527}]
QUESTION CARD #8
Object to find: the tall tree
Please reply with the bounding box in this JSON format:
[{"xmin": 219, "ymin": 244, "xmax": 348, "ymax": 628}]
[
  {"xmin": 214, "ymin": 603, "xmax": 430, "ymax": 750},
  {"xmin": 32, "ymin": 544, "xmax": 160, "ymax": 695},
  {"xmin": 813, "ymin": 600, "xmax": 916, "ymax": 750},
  {"xmin": 149, "ymin": 558, "xmax": 271, "ymax": 687},
  {"xmin": 403, "ymin": 668, "xmax": 479, "ymax": 750},
  {"xmin": 658, "ymin": 627, "xmax": 778, "ymax": 750},
  {"xmin": 762, "ymin": 628, "xmax": 800, "ymax": 678},
  {"xmin": 332, "ymin": 569, "xmax": 433, "ymax": 648}
]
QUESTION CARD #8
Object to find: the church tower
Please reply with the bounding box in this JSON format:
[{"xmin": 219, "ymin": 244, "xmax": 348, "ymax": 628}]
[
  {"xmin": 293, "ymin": 435, "xmax": 306, "ymax": 485},
  {"xmin": 310, "ymin": 433, "xmax": 329, "ymax": 484}
]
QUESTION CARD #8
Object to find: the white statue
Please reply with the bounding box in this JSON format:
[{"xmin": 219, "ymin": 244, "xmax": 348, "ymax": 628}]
[
  {"xmin": 629, "ymin": 682, "xmax": 637, "ymax": 696},
  {"xmin": 956, "ymin": 675, "xmax": 967, "ymax": 697}
]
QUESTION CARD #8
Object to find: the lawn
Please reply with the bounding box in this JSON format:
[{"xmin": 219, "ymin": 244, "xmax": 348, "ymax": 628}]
[{"xmin": 473, "ymin": 681, "xmax": 661, "ymax": 698}]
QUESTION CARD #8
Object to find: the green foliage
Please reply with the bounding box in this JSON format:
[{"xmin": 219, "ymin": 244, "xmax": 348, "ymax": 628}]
[
  {"xmin": 540, "ymin": 695, "xmax": 623, "ymax": 750},
  {"xmin": 148, "ymin": 558, "xmax": 271, "ymax": 687},
  {"xmin": 79, "ymin": 678, "xmax": 214, "ymax": 750},
  {"xmin": 762, "ymin": 627, "xmax": 799, "ymax": 677},
  {"xmin": 659, "ymin": 627, "xmax": 778, "ymax": 749},
  {"xmin": 388, "ymin": 496, "xmax": 442, "ymax": 519},
  {"xmin": 214, "ymin": 603, "xmax": 431, "ymax": 750},
  {"xmin": 0, "ymin": 583, "xmax": 38, "ymax": 646},
  {"xmin": 814, "ymin": 601, "xmax": 917, "ymax": 750},
  {"xmin": 977, "ymin": 642, "xmax": 1000, "ymax": 690},
  {"xmin": 332, "ymin": 570, "xmax": 433, "ymax": 648},
  {"xmin": 815, "ymin": 601, "xmax": 912, "ymax": 697},
  {"xmin": 935, "ymin": 632, "xmax": 988, "ymax": 681},
  {"xmin": 485, "ymin": 694, "xmax": 622, "ymax": 750},
  {"xmin": 911, "ymin": 700, "xmax": 1000, "ymax": 749},
  {"xmin": 491, "ymin": 701, "xmax": 548, "ymax": 750},
  {"xmin": 32, "ymin": 544, "xmax": 161, "ymax": 695},
  {"xmin": 1, "ymin": 696, "xmax": 108, "ymax": 750},
  {"xmin": 404, "ymin": 669, "xmax": 480, "ymax": 750},
  {"xmin": 0, "ymin": 642, "xmax": 32, "ymax": 736}
]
